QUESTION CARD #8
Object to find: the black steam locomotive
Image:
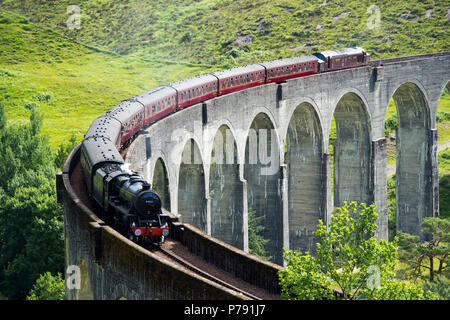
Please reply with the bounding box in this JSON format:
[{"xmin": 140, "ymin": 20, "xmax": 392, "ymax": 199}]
[{"xmin": 80, "ymin": 133, "xmax": 169, "ymax": 244}]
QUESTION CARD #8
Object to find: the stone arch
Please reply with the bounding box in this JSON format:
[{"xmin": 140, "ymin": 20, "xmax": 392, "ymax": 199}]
[
  {"xmin": 152, "ymin": 157, "xmax": 171, "ymax": 211},
  {"xmin": 75, "ymin": 259, "xmax": 93, "ymax": 300},
  {"xmin": 332, "ymin": 92, "xmax": 372, "ymax": 207},
  {"xmin": 244, "ymin": 112, "xmax": 282, "ymax": 264},
  {"xmin": 392, "ymin": 82, "xmax": 432, "ymax": 239},
  {"xmin": 285, "ymin": 102, "xmax": 324, "ymax": 254},
  {"xmin": 178, "ymin": 138, "xmax": 206, "ymax": 231},
  {"xmin": 209, "ymin": 125, "xmax": 243, "ymax": 248}
]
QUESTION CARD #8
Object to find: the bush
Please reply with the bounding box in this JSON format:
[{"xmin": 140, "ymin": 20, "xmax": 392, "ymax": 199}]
[{"xmin": 26, "ymin": 272, "xmax": 65, "ymax": 300}]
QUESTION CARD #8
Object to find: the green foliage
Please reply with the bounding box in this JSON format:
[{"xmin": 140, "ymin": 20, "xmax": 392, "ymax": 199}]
[
  {"xmin": 1, "ymin": 0, "xmax": 449, "ymax": 67},
  {"xmin": 279, "ymin": 250, "xmax": 334, "ymax": 300},
  {"xmin": 26, "ymin": 272, "xmax": 65, "ymax": 300},
  {"xmin": 397, "ymin": 217, "xmax": 449, "ymax": 282},
  {"xmin": 384, "ymin": 113, "xmax": 398, "ymax": 137},
  {"xmin": 387, "ymin": 174, "xmax": 396, "ymax": 240},
  {"xmin": 422, "ymin": 275, "xmax": 450, "ymax": 300},
  {"xmin": 367, "ymin": 279, "xmax": 437, "ymax": 300},
  {"xmin": 54, "ymin": 133, "xmax": 78, "ymax": 170},
  {"xmin": 279, "ymin": 202, "xmax": 433, "ymax": 300},
  {"xmin": 0, "ymin": 104, "xmax": 64, "ymax": 300},
  {"xmin": 438, "ymin": 148, "xmax": 450, "ymax": 219},
  {"xmin": 248, "ymin": 209, "xmax": 271, "ymax": 261}
]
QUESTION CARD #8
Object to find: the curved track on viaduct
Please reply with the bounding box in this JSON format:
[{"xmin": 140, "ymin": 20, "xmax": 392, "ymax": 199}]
[{"xmin": 58, "ymin": 51, "xmax": 450, "ymax": 300}]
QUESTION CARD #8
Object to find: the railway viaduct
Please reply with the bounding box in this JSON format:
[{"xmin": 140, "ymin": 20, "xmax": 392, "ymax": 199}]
[{"xmin": 59, "ymin": 52, "xmax": 449, "ymax": 299}]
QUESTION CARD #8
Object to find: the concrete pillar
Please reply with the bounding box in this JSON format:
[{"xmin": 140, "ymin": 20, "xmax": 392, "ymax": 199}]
[
  {"xmin": 285, "ymin": 102, "xmax": 324, "ymax": 254},
  {"xmin": 430, "ymin": 129, "xmax": 439, "ymax": 219},
  {"xmin": 152, "ymin": 158, "xmax": 171, "ymax": 211},
  {"xmin": 244, "ymin": 113, "xmax": 283, "ymax": 265},
  {"xmin": 322, "ymin": 152, "xmax": 332, "ymax": 227},
  {"xmin": 209, "ymin": 125, "xmax": 243, "ymax": 249},
  {"xmin": 394, "ymin": 83, "xmax": 431, "ymax": 240},
  {"xmin": 333, "ymin": 93, "xmax": 372, "ymax": 207},
  {"xmin": 372, "ymin": 138, "xmax": 388, "ymax": 240},
  {"xmin": 178, "ymin": 139, "xmax": 207, "ymax": 231}
]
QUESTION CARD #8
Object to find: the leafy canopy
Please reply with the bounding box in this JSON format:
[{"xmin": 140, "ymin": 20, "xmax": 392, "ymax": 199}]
[{"xmin": 279, "ymin": 202, "xmax": 436, "ymax": 300}]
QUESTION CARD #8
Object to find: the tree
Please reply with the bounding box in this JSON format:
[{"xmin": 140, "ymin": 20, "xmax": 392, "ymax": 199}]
[
  {"xmin": 54, "ymin": 133, "xmax": 78, "ymax": 170},
  {"xmin": 279, "ymin": 202, "xmax": 435, "ymax": 300},
  {"xmin": 397, "ymin": 217, "xmax": 449, "ymax": 282},
  {"xmin": 26, "ymin": 272, "xmax": 65, "ymax": 300},
  {"xmin": 0, "ymin": 103, "xmax": 64, "ymax": 299},
  {"xmin": 248, "ymin": 209, "xmax": 272, "ymax": 260}
]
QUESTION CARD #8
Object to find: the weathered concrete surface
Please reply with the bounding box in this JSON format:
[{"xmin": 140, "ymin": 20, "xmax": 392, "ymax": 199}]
[
  {"xmin": 152, "ymin": 158, "xmax": 171, "ymax": 211},
  {"xmin": 178, "ymin": 139, "xmax": 207, "ymax": 232},
  {"xmin": 126, "ymin": 52, "xmax": 449, "ymax": 260},
  {"xmin": 209, "ymin": 125, "xmax": 243, "ymax": 249},
  {"xmin": 285, "ymin": 102, "xmax": 324, "ymax": 254}
]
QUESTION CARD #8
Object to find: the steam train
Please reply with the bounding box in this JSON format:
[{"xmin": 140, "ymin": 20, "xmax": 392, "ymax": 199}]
[{"xmin": 80, "ymin": 47, "xmax": 370, "ymax": 244}]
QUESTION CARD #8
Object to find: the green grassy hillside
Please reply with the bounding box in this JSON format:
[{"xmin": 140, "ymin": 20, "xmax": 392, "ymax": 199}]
[
  {"xmin": 1, "ymin": 0, "xmax": 449, "ymax": 66},
  {"xmin": 0, "ymin": 10, "xmax": 214, "ymax": 148},
  {"xmin": 0, "ymin": 0, "xmax": 448, "ymax": 147}
]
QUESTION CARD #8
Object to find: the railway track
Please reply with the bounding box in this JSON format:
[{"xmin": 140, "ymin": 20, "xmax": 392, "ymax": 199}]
[{"xmin": 149, "ymin": 242, "xmax": 264, "ymax": 300}]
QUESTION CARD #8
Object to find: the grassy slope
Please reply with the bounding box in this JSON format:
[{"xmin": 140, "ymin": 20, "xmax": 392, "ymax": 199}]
[
  {"xmin": 0, "ymin": 10, "xmax": 214, "ymax": 149},
  {"xmin": 0, "ymin": 0, "xmax": 449, "ymax": 66}
]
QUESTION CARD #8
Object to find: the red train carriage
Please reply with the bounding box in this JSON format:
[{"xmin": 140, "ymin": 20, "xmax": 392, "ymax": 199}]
[
  {"xmin": 134, "ymin": 86, "xmax": 178, "ymax": 126},
  {"xmin": 212, "ymin": 64, "xmax": 266, "ymax": 96},
  {"xmin": 105, "ymin": 99, "xmax": 144, "ymax": 148},
  {"xmin": 313, "ymin": 47, "xmax": 369, "ymax": 72},
  {"xmin": 169, "ymin": 74, "xmax": 218, "ymax": 110},
  {"xmin": 261, "ymin": 55, "xmax": 319, "ymax": 84}
]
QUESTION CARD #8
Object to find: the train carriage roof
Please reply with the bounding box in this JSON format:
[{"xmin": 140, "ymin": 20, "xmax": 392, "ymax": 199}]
[
  {"xmin": 169, "ymin": 74, "xmax": 218, "ymax": 92},
  {"xmin": 260, "ymin": 55, "xmax": 318, "ymax": 69},
  {"xmin": 105, "ymin": 99, "xmax": 144, "ymax": 124},
  {"xmin": 212, "ymin": 64, "xmax": 265, "ymax": 80},
  {"xmin": 84, "ymin": 115, "xmax": 122, "ymax": 143},
  {"xmin": 316, "ymin": 47, "xmax": 366, "ymax": 58},
  {"xmin": 134, "ymin": 86, "xmax": 177, "ymax": 106},
  {"xmin": 81, "ymin": 136, "xmax": 124, "ymax": 169}
]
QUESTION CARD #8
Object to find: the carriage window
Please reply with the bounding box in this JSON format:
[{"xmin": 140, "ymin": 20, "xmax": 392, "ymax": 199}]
[
  {"xmin": 286, "ymin": 67, "xmax": 290, "ymax": 74},
  {"xmin": 246, "ymin": 74, "xmax": 249, "ymax": 82},
  {"xmin": 251, "ymin": 73, "xmax": 254, "ymax": 81},
  {"xmin": 270, "ymin": 70, "xmax": 274, "ymax": 77},
  {"xmin": 157, "ymin": 102, "xmax": 160, "ymax": 111},
  {"xmin": 231, "ymin": 78, "xmax": 234, "ymax": 86}
]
